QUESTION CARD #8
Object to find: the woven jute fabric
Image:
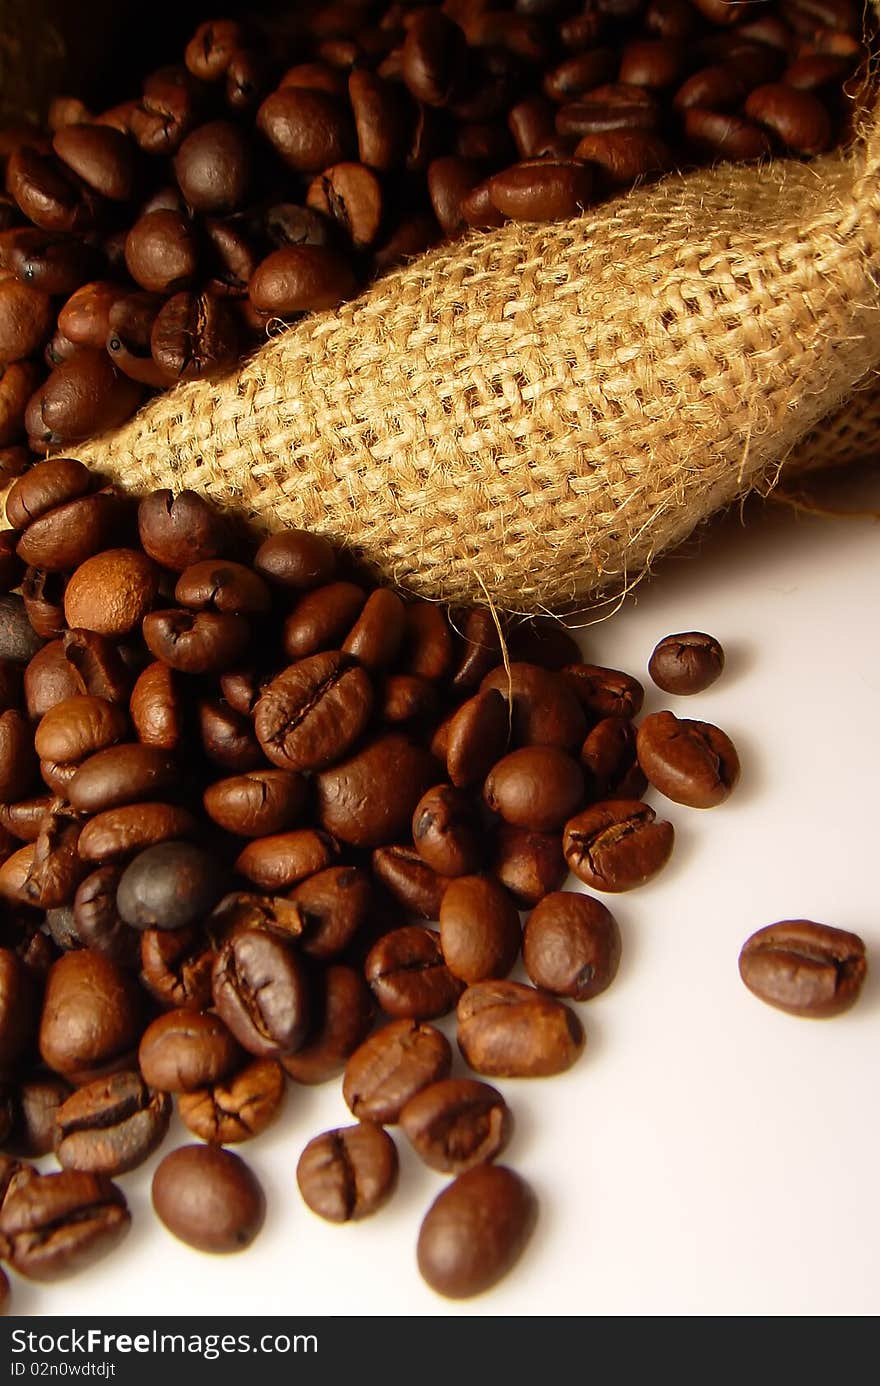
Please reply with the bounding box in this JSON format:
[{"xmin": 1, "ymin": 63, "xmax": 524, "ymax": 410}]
[
  {"xmin": 787, "ymin": 374, "xmax": 880, "ymax": 475},
  {"xmin": 75, "ymin": 96, "xmax": 880, "ymax": 612}
]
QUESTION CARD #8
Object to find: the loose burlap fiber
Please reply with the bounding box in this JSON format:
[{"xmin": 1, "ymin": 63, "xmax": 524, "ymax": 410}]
[{"xmin": 74, "ymin": 92, "xmax": 880, "ymax": 611}]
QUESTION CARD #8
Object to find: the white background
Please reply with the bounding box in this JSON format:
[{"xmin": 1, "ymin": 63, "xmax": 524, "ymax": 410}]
[{"xmin": 14, "ymin": 468, "xmax": 880, "ymax": 1318}]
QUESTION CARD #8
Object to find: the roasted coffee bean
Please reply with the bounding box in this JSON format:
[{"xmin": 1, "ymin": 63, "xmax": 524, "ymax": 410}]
[
  {"xmin": 21, "ymin": 808, "xmax": 83, "ymax": 909},
  {"xmin": 129, "ymin": 661, "xmax": 185, "ymax": 749},
  {"xmin": 555, "ymin": 84, "xmax": 662, "ymax": 136},
  {"xmin": 23, "ymin": 644, "xmax": 78, "ymax": 720},
  {"xmin": 316, "ymin": 733, "xmax": 439, "ymax": 849},
  {"xmin": 203, "ymin": 769, "xmax": 307, "ymax": 837},
  {"xmin": 484, "ymin": 746, "xmax": 584, "ymax": 832},
  {"xmin": 417, "ymin": 1165, "xmax": 536, "ymax": 1299},
  {"xmin": 307, "ymin": 162, "xmax": 384, "ymax": 249},
  {"xmin": 198, "ymin": 698, "xmax": 262, "ymax": 772},
  {"xmin": 493, "ymin": 823, "xmax": 568, "ymax": 907},
  {"xmin": 365, "ymin": 925, "xmax": 463, "ymax": 1019},
  {"xmin": 130, "ymin": 66, "xmax": 198, "ymax": 156},
  {"xmin": 402, "ymin": 10, "xmax": 467, "ymax": 107},
  {"xmin": 564, "ymin": 799, "xmax": 674, "ymax": 891},
  {"xmin": 0, "ymin": 709, "xmax": 37, "ymax": 802},
  {"xmin": 212, "ymin": 928, "xmax": 310, "ymax": 1057},
  {"xmin": 263, "ymin": 201, "xmax": 333, "ymax": 251},
  {"xmin": 61, "ymin": 629, "xmax": 130, "ymax": 706},
  {"xmin": 177, "ymin": 1057, "xmax": 285, "ymax": 1144},
  {"xmin": 138, "ymin": 1008, "xmax": 241, "ymax": 1093},
  {"xmin": 77, "ymin": 802, "xmax": 198, "ymax": 863},
  {"xmin": 138, "ymin": 490, "xmax": 229, "ymax": 571},
  {"xmin": 53, "ymin": 125, "xmax": 138, "ymax": 202},
  {"xmin": 116, "ymin": 841, "xmax": 222, "ymax": 932},
  {"xmin": 39, "ymin": 950, "xmax": 143, "ymax": 1083},
  {"xmin": 0, "ymin": 595, "xmax": 43, "ymax": 664},
  {"xmin": 371, "ymin": 844, "xmax": 449, "ymax": 919},
  {"xmin": 16, "ymin": 490, "xmax": 121, "ymax": 573},
  {"xmin": 152, "ymin": 1144, "xmax": 264, "ymax": 1253},
  {"xmin": 523, "ymin": 891, "xmax": 621, "ymax": 1000},
  {"xmin": 139, "ymin": 926, "xmax": 215, "ymax": 1012},
  {"xmin": 4, "ymin": 1075, "xmax": 72, "ymax": 1157},
  {"xmin": 0, "ymin": 1169, "xmax": 130, "ymax": 1280},
  {"xmin": 457, "ymin": 979, "xmax": 585, "ymax": 1077},
  {"xmin": 34, "ymin": 695, "xmax": 128, "ymax": 767},
  {"xmin": 579, "ymin": 716, "xmax": 644, "ymax": 797},
  {"xmin": 175, "ymin": 560, "xmax": 270, "ymax": 615},
  {"xmin": 253, "ymin": 530, "xmax": 336, "ymax": 591},
  {"xmin": 185, "ymin": 19, "xmax": 245, "ymax": 80},
  {"xmin": 37, "ymin": 352, "xmax": 143, "ymax": 446},
  {"xmin": 283, "ymin": 583, "xmax": 366, "ymax": 661},
  {"xmin": 20, "ymin": 568, "xmax": 65, "ymax": 641},
  {"xmin": 739, "ymin": 920, "xmax": 867, "ymax": 1018},
  {"xmin": 63, "ymin": 550, "xmax": 158, "ymax": 640},
  {"xmin": 401, "ymin": 1077, "xmax": 512, "ymax": 1175},
  {"xmin": 257, "ymin": 88, "xmax": 355, "ymax": 173},
  {"xmin": 427, "ymin": 155, "xmax": 483, "ymax": 238},
  {"xmin": 6, "ymin": 145, "xmax": 102, "ymax": 235},
  {"xmin": 73, "ymin": 866, "xmax": 139, "ymax": 968},
  {"xmin": 481, "ymin": 663, "xmax": 586, "ymax": 749},
  {"xmin": 125, "ymin": 210, "xmax": 199, "ymax": 297},
  {"xmin": 68, "ymin": 744, "xmax": 177, "ymax": 814},
  {"xmin": 255, "ymin": 652, "xmax": 373, "ymax": 773},
  {"xmin": 45, "ymin": 904, "xmax": 81, "ymax": 951},
  {"xmin": 289, "ymin": 866, "xmax": 373, "ymax": 960},
  {"xmin": 439, "ymin": 875, "xmax": 522, "ymax": 984},
  {"xmin": 683, "ymin": 108, "xmax": 772, "ymax": 161},
  {"xmin": 545, "ymin": 49, "xmax": 620, "ymax": 101},
  {"xmin": 235, "ymin": 828, "xmax": 338, "ymax": 892},
  {"xmin": 562, "ymin": 663, "xmax": 645, "ymax": 721},
  {"xmin": 381, "ymin": 674, "xmax": 440, "ymax": 726},
  {"xmin": 349, "ymin": 69, "xmax": 410, "ymax": 171},
  {"xmin": 412, "ymin": 784, "xmax": 482, "ymax": 877},
  {"xmin": 574, "ymin": 129, "xmax": 671, "ymax": 183},
  {"xmin": 0, "ymin": 279, "xmax": 53, "ymax": 364},
  {"xmin": 174, "ymin": 122, "xmax": 252, "ymax": 215},
  {"xmin": 151, "ymin": 291, "xmax": 239, "ymax": 382},
  {"xmin": 54, "ymin": 1071, "xmax": 171, "ymax": 1175},
  {"xmin": 744, "ymin": 82, "xmax": 833, "ymax": 152},
  {"xmin": 57, "ymin": 281, "xmax": 125, "ymax": 348},
  {"xmin": 343, "ymin": 1019, "xmax": 452, "ymax": 1124},
  {"xmin": 297, "ymin": 1123, "xmax": 398, "ymax": 1223},
  {"xmin": 342, "ymin": 589, "xmax": 407, "ymax": 670},
  {"xmin": 218, "ymin": 669, "xmax": 270, "ymax": 717},
  {"xmin": 0, "ymin": 361, "xmax": 39, "ymax": 449},
  {"xmin": 487, "ymin": 158, "xmax": 594, "ymax": 220},
  {"xmin": 0, "ymin": 797, "xmax": 51, "ymax": 843},
  {"xmin": 142, "ymin": 609, "xmax": 250, "ymax": 674},
  {"xmin": 637, "ymin": 710, "xmax": 740, "ymax": 807},
  {"xmin": 0, "ymin": 948, "xmax": 38, "ymax": 1072},
  {"xmin": 648, "ymin": 631, "xmax": 725, "ymax": 694},
  {"xmin": 282, "ymin": 964, "xmax": 373, "ymax": 1085},
  {"xmin": 674, "ymin": 64, "xmax": 748, "ymax": 110}
]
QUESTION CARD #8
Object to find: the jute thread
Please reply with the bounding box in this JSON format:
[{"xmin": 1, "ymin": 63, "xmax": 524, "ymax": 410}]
[{"xmin": 73, "ymin": 92, "xmax": 880, "ymax": 612}]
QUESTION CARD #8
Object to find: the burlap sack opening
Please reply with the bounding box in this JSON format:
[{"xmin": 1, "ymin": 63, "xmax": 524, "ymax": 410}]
[{"xmin": 66, "ymin": 36, "xmax": 880, "ymax": 613}]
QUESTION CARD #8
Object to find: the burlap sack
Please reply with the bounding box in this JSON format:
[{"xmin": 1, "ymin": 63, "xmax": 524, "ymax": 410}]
[{"xmin": 70, "ymin": 84, "xmax": 880, "ymax": 611}]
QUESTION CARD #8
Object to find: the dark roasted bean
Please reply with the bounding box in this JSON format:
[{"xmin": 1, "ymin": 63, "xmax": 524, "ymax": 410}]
[
  {"xmin": 637, "ymin": 710, "xmax": 740, "ymax": 807},
  {"xmin": 68, "ymin": 744, "xmax": 176, "ymax": 814},
  {"xmin": 289, "ymin": 866, "xmax": 373, "ymax": 960},
  {"xmin": 523, "ymin": 891, "xmax": 621, "ymax": 999},
  {"xmin": 5, "ymin": 1075, "xmax": 71, "ymax": 1157},
  {"xmin": 0, "ymin": 1169, "xmax": 130, "ymax": 1280},
  {"xmin": 212, "ymin": 928, "xmax": 310, "ymax": 1057},
  {"xmin": 235, "ymin": 828, "xmax": 338, "ymax": 892},
  {"xmin": 563, "ymin": 798, "xmax": 675, "ymax": 891},
  {"xmin": 445, "ymin": 688, "xmax": 509, "ymax": 789},
  {"xmin": 412, "ymin": 784, "xmax": 482, "ymax": 877},
  {"xmin": 116, "ymin": 841, "xmax": 223, "ymax": 931},
  {"xmin": 152, "ymin": 1144, "xmax": 264, "ymax": 1253},
  {"xmin": 55, "ymin": 1071, "xmax": 170, "ymax": 1175},
  {"xmin": 138, "ymin": 490, "xmax": 229, "ymax": 571},
  {"xmin": 282, "ymin": 964, "xmax": 373, "ymax": 1085},
  {"xmin": 139, "ymin": 926, "xmax": 215, "ymax": 1012},
  {"xmin": 138, "ymin": 1008, "xmax": 241, "ymax": 1093},
  {"xmin": 255, "ymin": 652, "xmax": 373, "ymax": 773},
  {"xmin": 484, "ymin": 746, "xmax": 584, "ymax": 832},
  {"xmin": 579, "ymin": 716, "xmax": 643, "ymax": 798},
  {"xmin": 482, "ymin": 663, "xmax": 587, "ymax": 749},
  {"xmin": 744, "ymin": 81, "xmax": 833, "ymax": 152},
  {"xmin": 73, "ymin": 866, "xmax": 139, "ymax": 968},
  {"xmin": 203, "ymin": 769, "xmax": 307, "ymax": 837},
  {"xmin": 77, "ymin": 802, "xmax": 198, "ymax": 863},
  {"xmin": 283, "ymin": 583, "xmax": 366, "ymax": 660},
  {"xmin": 683, "ymin": 108, "xmax": 773, "ymax": 161},
  {"xmin": 365, "ymin": 925, "xmax": 463, "ymax": 1019},
  {"xmin": 649, "ymin": 631, "xmax": 725, "ymax": 694},
  {"xmin": 297, "ymin": 1123, "xmax": 398, "ymax": 1223},
  {"xmin": 562, "ymin": 663, "xmax": 645, "ymax": 721},
  {"xmin": 493, "ymin": 823, "xmax": 568, "ymax": 907},
  {"xmin": 257, "ymin": 88, "xmax": 355, "ymax": 173},
  {"xmin": 457, "ymin": 979, "xmax": 585, "ymax": 1077},
  {"xmin": 177, "ymin": 1057, "xmax": 285, "ymax": 1144},
  {"xmin": 151, "ymin": 291, "xmax": 239, "ymax": 383},
  {"xmin": 343, "ymin": 1018, "xmax": 452, "ymax": 1124},
  {"xmin": 401, "ymin": 1078, "xmax": 512, "ymax": 1175},
  {"xmin": 316, "ymin": 733, "xmax": 439, "ymax": 848},
  {"xmin": 417, "ymin": 1165, "xmax": 536, "ymax": 1298},
  {"xmin": 439, "ymin": 875, "xmax": 522, "ymax": 983},
  {"xmin": 39, "ymin": 950, "xmax": 143, "ymax": 1083},
  {"xmin": 738, "ymin": 920, "xmax": 867, "ymax": 1018},
  {"xmin": 371, "ymin": 843, "xmax": 449, "ymax": 919},
  {"xmin": 142, "ymin": 609, "xmax": 249, "ymax": 674}
]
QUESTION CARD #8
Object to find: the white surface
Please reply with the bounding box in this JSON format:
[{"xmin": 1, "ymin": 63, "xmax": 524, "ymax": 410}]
[{"xmin": 16, "ymin": 476, "xmax": 880, "ymax": 1318}]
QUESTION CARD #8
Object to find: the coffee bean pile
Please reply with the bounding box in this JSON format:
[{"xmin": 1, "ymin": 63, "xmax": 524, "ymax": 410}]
[
  {"xmin": 0, "ymin": 459, "xmax": 867, "ymax": 1308},
  {"xmin": 0, "ymin": 0, "xmax": 872, "ymax": 477}
]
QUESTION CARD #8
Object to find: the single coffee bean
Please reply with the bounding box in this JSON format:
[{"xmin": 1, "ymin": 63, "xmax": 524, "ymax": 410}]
[
  {"xmin": 417, "ymin": 1165, "xmax": 536, "ymax": 1299},
  {"xmin": 175, "ymin": 560, "xmax": 271, "ymax": 615},
  {"xmin": 138, "ymin": 1009, "xmax": 241, "ymax": 1093},
  {"xmin": 738, "ymin": 920, "xmax": 867, "ymax": 1018},
  {"xmin": 412, "ymin": 784, "xmax": 483, "ymax": 877},
  {"xmin": 4, "ymin": 1075, "xmax": 71, "ymax": 1157},
  {"xmin": 36, "ymin": 352, "xmax": 143, "ymax": 445},
  {"xmin": 139, "ymin": 926, "xmax": 215, "ymax": 1012},
  {"xmin": 450, "ymin": 608, "xmax": 503, "ymax": 692},
  {"xmin": 257, "ymin": 88, "xmax": 355, "ymax": 172},
  {"xmin": 426, "ymin": 155, "xmax": 483, "ymax": 238},
  {"xmin": 573, "ymin": 129, "xmax": 671, "ymax": 184},
  {"xmin": 636, "ymin": 710, "xmax": 740, "ymax": 807},
  {"xmin": 545, "ymin": 49, "xmax": 619, "ymax": 101},
  {"xmin": 555, "ymin": 84, "xmax": 662, "ymax": 137},
  {"xmin": 400, "ymin": 603, "xmax": 454, "ymax": 681},
  {"xmin": 493, "ymin": 824, "xmax": 568, "ymax": 907},
  {"xmin": 381, "ymin": 674, "xmax": 440, "ymax": 727},
  {"xmin": 23, "ymin": 644, "xmax": 78, "ymax": 721},
  {"xmin": 16, "ymin": 491, "xmax": 121, "ymax": 572},
  {"xmin": 57, "ymin": 281, "xmax": 125, "ymax": 348},
  {"xmin": 54, "ymin": 1071, "xmax": 171, "ymax": 1175},
  {"xmin": 282, "ymin": 964, "xmax": 373, "ymax": 1085},
  {"xmin": 401, "ymin": 1078, "xmax": 512, "ymax": 1175},
  {"xmin": 185, "ymin": 19, "xmax": 245, "ymax": 79},
  {"xmin": 439, "ymin": 875, "xmax": 522, "ymax": 984},
  {"xmin": 197, "ymin": 698, "xmax": 263, "ymax": 772},
  {"xmin": 142, "ymin": 609, "xmax": 250, "ymax": 674},
  {"xmin": 348, "ymin": 69, "xmax": 410, "ymax": 171},
  {"xmin": 253, "ymin": 530, "xmax": 336, "ymax": 590},
  {"xmin": 34, "ymin": 694, "xmax": 128, "ymax": 767},
  {"xmin": 177, "ymin": 1058, "xmax": 286, "ymax": 1144},
  {"xmin": 0, "ymin": 279, "xmax": 53, "ymax": 364},
  {"xmin": 343, "ymin": 1019, "xmax": 452, "ymax": 1124},
  {"xmin": 288, "ymin": 866, "xmax": 373, "ymax": 960},
  {"xmin": 129, "ymin": 661, "xmax": 185, "ymax": 750},
  {"xmin": 250, "ymin": 244, "xmax": 359, "ymax": 316},
  {"xmin": 342, "ymin": 589, "xmax": 407, "ymax": 670},
  {"xmin": 306, "ymin": 162, "xmax": 384, "ymax": 249},
  {"xmin": 21, "ymin": 807, "xmax": 83, "ymax": 909},
  {"xmin": 562, "ymin": 663, "xmax": 645, "ymax": 720},
  {"xmin": 365, "ymin": 925, "xmax": 464, "ymax": 1019},
  {"xmin": 481, "ymin": 663, "xmax": 587, "ymax": 749},
  {"xmin": 116, "ymin": 841, "xmax": 223, "ymax": 932},
  {"xmin": 402, "ymin": 9, "xmax": 467, "ymax": 107},
  {"xmin": 297, "ymin": 1123, "xmax": 399, "ymax": 1223},
  {"xmin": 124, "ymin": 209, "xmax": 197, "ymax": 295},
  {"xmin": 579, "ymin": 716, "xmax": 643, "ymax": 797},
  {"xmin": 648, "ymin": 631, "xmax": 725, "ymax": 694},
  {"xmin": 73, "ymin": 866, "xmax": 139, "ymax": 968},
  {"xmin": 61, "ymin": 629, "xmax": 131, "ymax": 706},
  {"xmin": 138, "ymin": 490, "xmax": 229, "ymax": 571},
  {"xmin": 52, "ymin": 125, "xmax": 137, "ymax": 203},
  {"xmin": 744, "ymin": 82, "xmax": 832, "ymax": 153},
  {"xmin": 203, "ymin": 769, "xmax": 308, "ymax": 838},
  {"xmin": 77, "ymin": 802, "xmax": 198, "ymax": 863},
  {"xmin": 457, "ymin": 979, "xmax": 585, "ymax": 1077},
  {"xmin": 371, "ymin": 844, "xmax": 449, "ymax": 919},
  {"xmin": 484, "ymin": 745, "xmax": 584, "ymax": 832},
  {"xmin": 151, "ymin": 291, "xmax": 239, "ymax": 382},
  {"xmin": 683, "ymin": 108, "xmax": 773, "ymax": 161},
  {"xmin": 673, "ymin": 63, "xmax": 748, "ymax": 110},
  {"xmin": 63, "ymin": 550, "xmax": 158, "ymax": 639},
  {"xmin": 563, "ymin": 799, "xmax": 674, "ymax": 891},
  {"xmin": 152, "ymin": 1144, "xmax": 264, "ymax": 1253},
  {"xmin": 39, "ymin": 950, "xmax": 143, "ymax": 1083},
  {"xmin": 316, "ymin": 733, "xmax": 439, "ymax": 849},
  {"xmin": 283, "ymin": 582, "xmax": 367, "ymax": 660},
  {"xmin": 255, "ymin": 652, "xmax": 374, "ymax": 773},
  {"xmin": 487, "ymin": 158, "xmax": 594, "ymax": 220},
  {"xmin": 68, "ymin": 744, "xmax": 177, "ymax": 814},
  {"xmin": 0, "ymin": 1169, "xmax": 130, "ymax": 1281},
  {"xmin": 0, "ymin": 595, "xmax": 43, "ymax": 663},
  {"xmin": 213, "ymin": 928, "xmax": 310, "ymax": 1057},
  {"xmin": 523, "ymin": 891, "xmax": 621, "ymax": 1000},
  {"xmin": 235, "ymin": 828, "xmax": 338, "ymax": 892},
  {"xmin": 173, "ymin": 122, "xmax": 251, "ymax": 215}
]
